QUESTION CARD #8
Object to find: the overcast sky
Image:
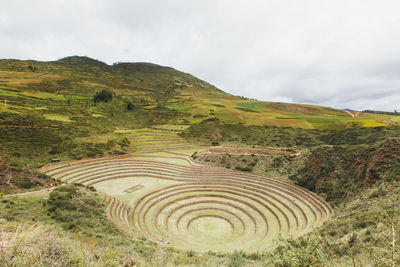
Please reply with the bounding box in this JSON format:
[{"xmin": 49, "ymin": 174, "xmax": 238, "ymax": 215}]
[{"xmin": 1, "ymin": 0, "xmax": 400, "ymax": 111}]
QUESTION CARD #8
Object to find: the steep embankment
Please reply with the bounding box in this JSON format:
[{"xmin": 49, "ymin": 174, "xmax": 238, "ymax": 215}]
[{"xmin": 290, "ymin": 137, "xmax": 400, "ymax": 203}]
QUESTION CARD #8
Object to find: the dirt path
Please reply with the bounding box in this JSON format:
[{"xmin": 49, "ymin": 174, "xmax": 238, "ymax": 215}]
[
  {"xmin": 3, "ymin": 185, "xmax": 61, "ymax": 198},
  {"xmin": 6, "ymin": 173, "xmax": 12, "ymax": 186},
  {"xmin": 344, "ymin": 110, "xmax": 360, "ymax": 118}
]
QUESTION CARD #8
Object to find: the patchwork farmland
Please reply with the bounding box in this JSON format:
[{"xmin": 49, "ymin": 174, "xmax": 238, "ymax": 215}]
[{"xmin": 44, "ymin": 129, "xmax": 332, "ymax": 253}]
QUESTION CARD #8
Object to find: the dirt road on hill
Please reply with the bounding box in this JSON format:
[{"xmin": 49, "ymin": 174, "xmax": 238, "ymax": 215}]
[
  {"xmin": 344, "ymin": 110, "xmax": 360, "ymax": 118},
  {"xmin": 3, "ymin": 185, "xmax": 61, "ymax": 198}
]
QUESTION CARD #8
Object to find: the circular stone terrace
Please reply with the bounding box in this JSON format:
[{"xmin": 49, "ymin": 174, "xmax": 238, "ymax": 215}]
[{"xmin": 43, "ymin": 129, "xmax": 332, "ymax": 253}]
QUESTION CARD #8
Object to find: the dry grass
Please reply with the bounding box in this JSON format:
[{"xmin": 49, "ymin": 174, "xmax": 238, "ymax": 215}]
[{"xmin": 0, "ymin": 219, "xmax": 133, "ymax": 267}]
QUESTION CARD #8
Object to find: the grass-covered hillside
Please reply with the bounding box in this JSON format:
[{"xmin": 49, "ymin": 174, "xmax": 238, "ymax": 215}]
[
  {"xmin": 0, "ymin": 56, "xmax": 397, "ymax": 168},
  {"xmin": 0, "ymin": 56, "xmax": 395, "ymax": 129}
]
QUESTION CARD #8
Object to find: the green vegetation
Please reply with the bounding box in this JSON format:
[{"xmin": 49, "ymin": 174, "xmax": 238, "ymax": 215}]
[
  {"xmin": 0, "ymin": 56, "xmax": 399, "ymax": 266},
  {"xmin": 184, "ymin": 120, "xmax": 400, "ymax": 205},
  {"xmin": 93, "ymin": 89, "xmax": 113, "ymax": 103}
]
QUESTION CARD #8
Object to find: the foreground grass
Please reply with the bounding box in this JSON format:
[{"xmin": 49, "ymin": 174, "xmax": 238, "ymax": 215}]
[{"xmin": 0, "ymin": 220, "xmax": 132, "ymax": 266}]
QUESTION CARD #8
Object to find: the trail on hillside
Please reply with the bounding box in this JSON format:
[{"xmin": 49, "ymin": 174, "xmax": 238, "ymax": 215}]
[
  {"xmin": 344, "ymin": 110, "xmax": 360, "ymax": 118},
  {"xmin": 3, "ymin": 185, "xmax": 61, "ymax": 198}
]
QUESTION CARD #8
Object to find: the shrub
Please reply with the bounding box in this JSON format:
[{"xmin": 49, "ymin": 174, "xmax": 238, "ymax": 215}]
[
  {"xmin": 19, "ymin": 177, "xmax": 42, "ymax": 189},
  {"xmin": 186, "ymin": 251, "xmax": 195, "ymax": 257},
  {"xmin": 93, "ymin": 89, "xmax": 113, "ymax": 103},
  {"xmin": 126, "ymin": 101, "xmax": 134, "ymax": 111},
  {"xmin": 229, "ymin": 251, "xmax": 244, "ymax": 267},
  {"xmin": 234, "ymin": 166, "xmax": 252, "ymax": 172}
]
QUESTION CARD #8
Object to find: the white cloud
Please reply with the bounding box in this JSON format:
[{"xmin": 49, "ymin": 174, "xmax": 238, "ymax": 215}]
[{"xmin": 1, "ymin": 0, "xmax": 399, "ymax": 111}]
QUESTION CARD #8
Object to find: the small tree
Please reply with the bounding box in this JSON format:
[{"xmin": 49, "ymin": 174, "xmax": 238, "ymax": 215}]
[
  {"xmin": 126, "ymin": 101, "xmax": 134, "ymax": 111},
  {"xmin": 93, "ymin": 90, "xmax": 113, "ymax": 103}
]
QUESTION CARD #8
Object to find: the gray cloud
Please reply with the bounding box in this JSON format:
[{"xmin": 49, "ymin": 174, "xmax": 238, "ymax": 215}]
[{"xmin": 1, "ymin": 0, "xmax": 400, "ymax": 111}]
